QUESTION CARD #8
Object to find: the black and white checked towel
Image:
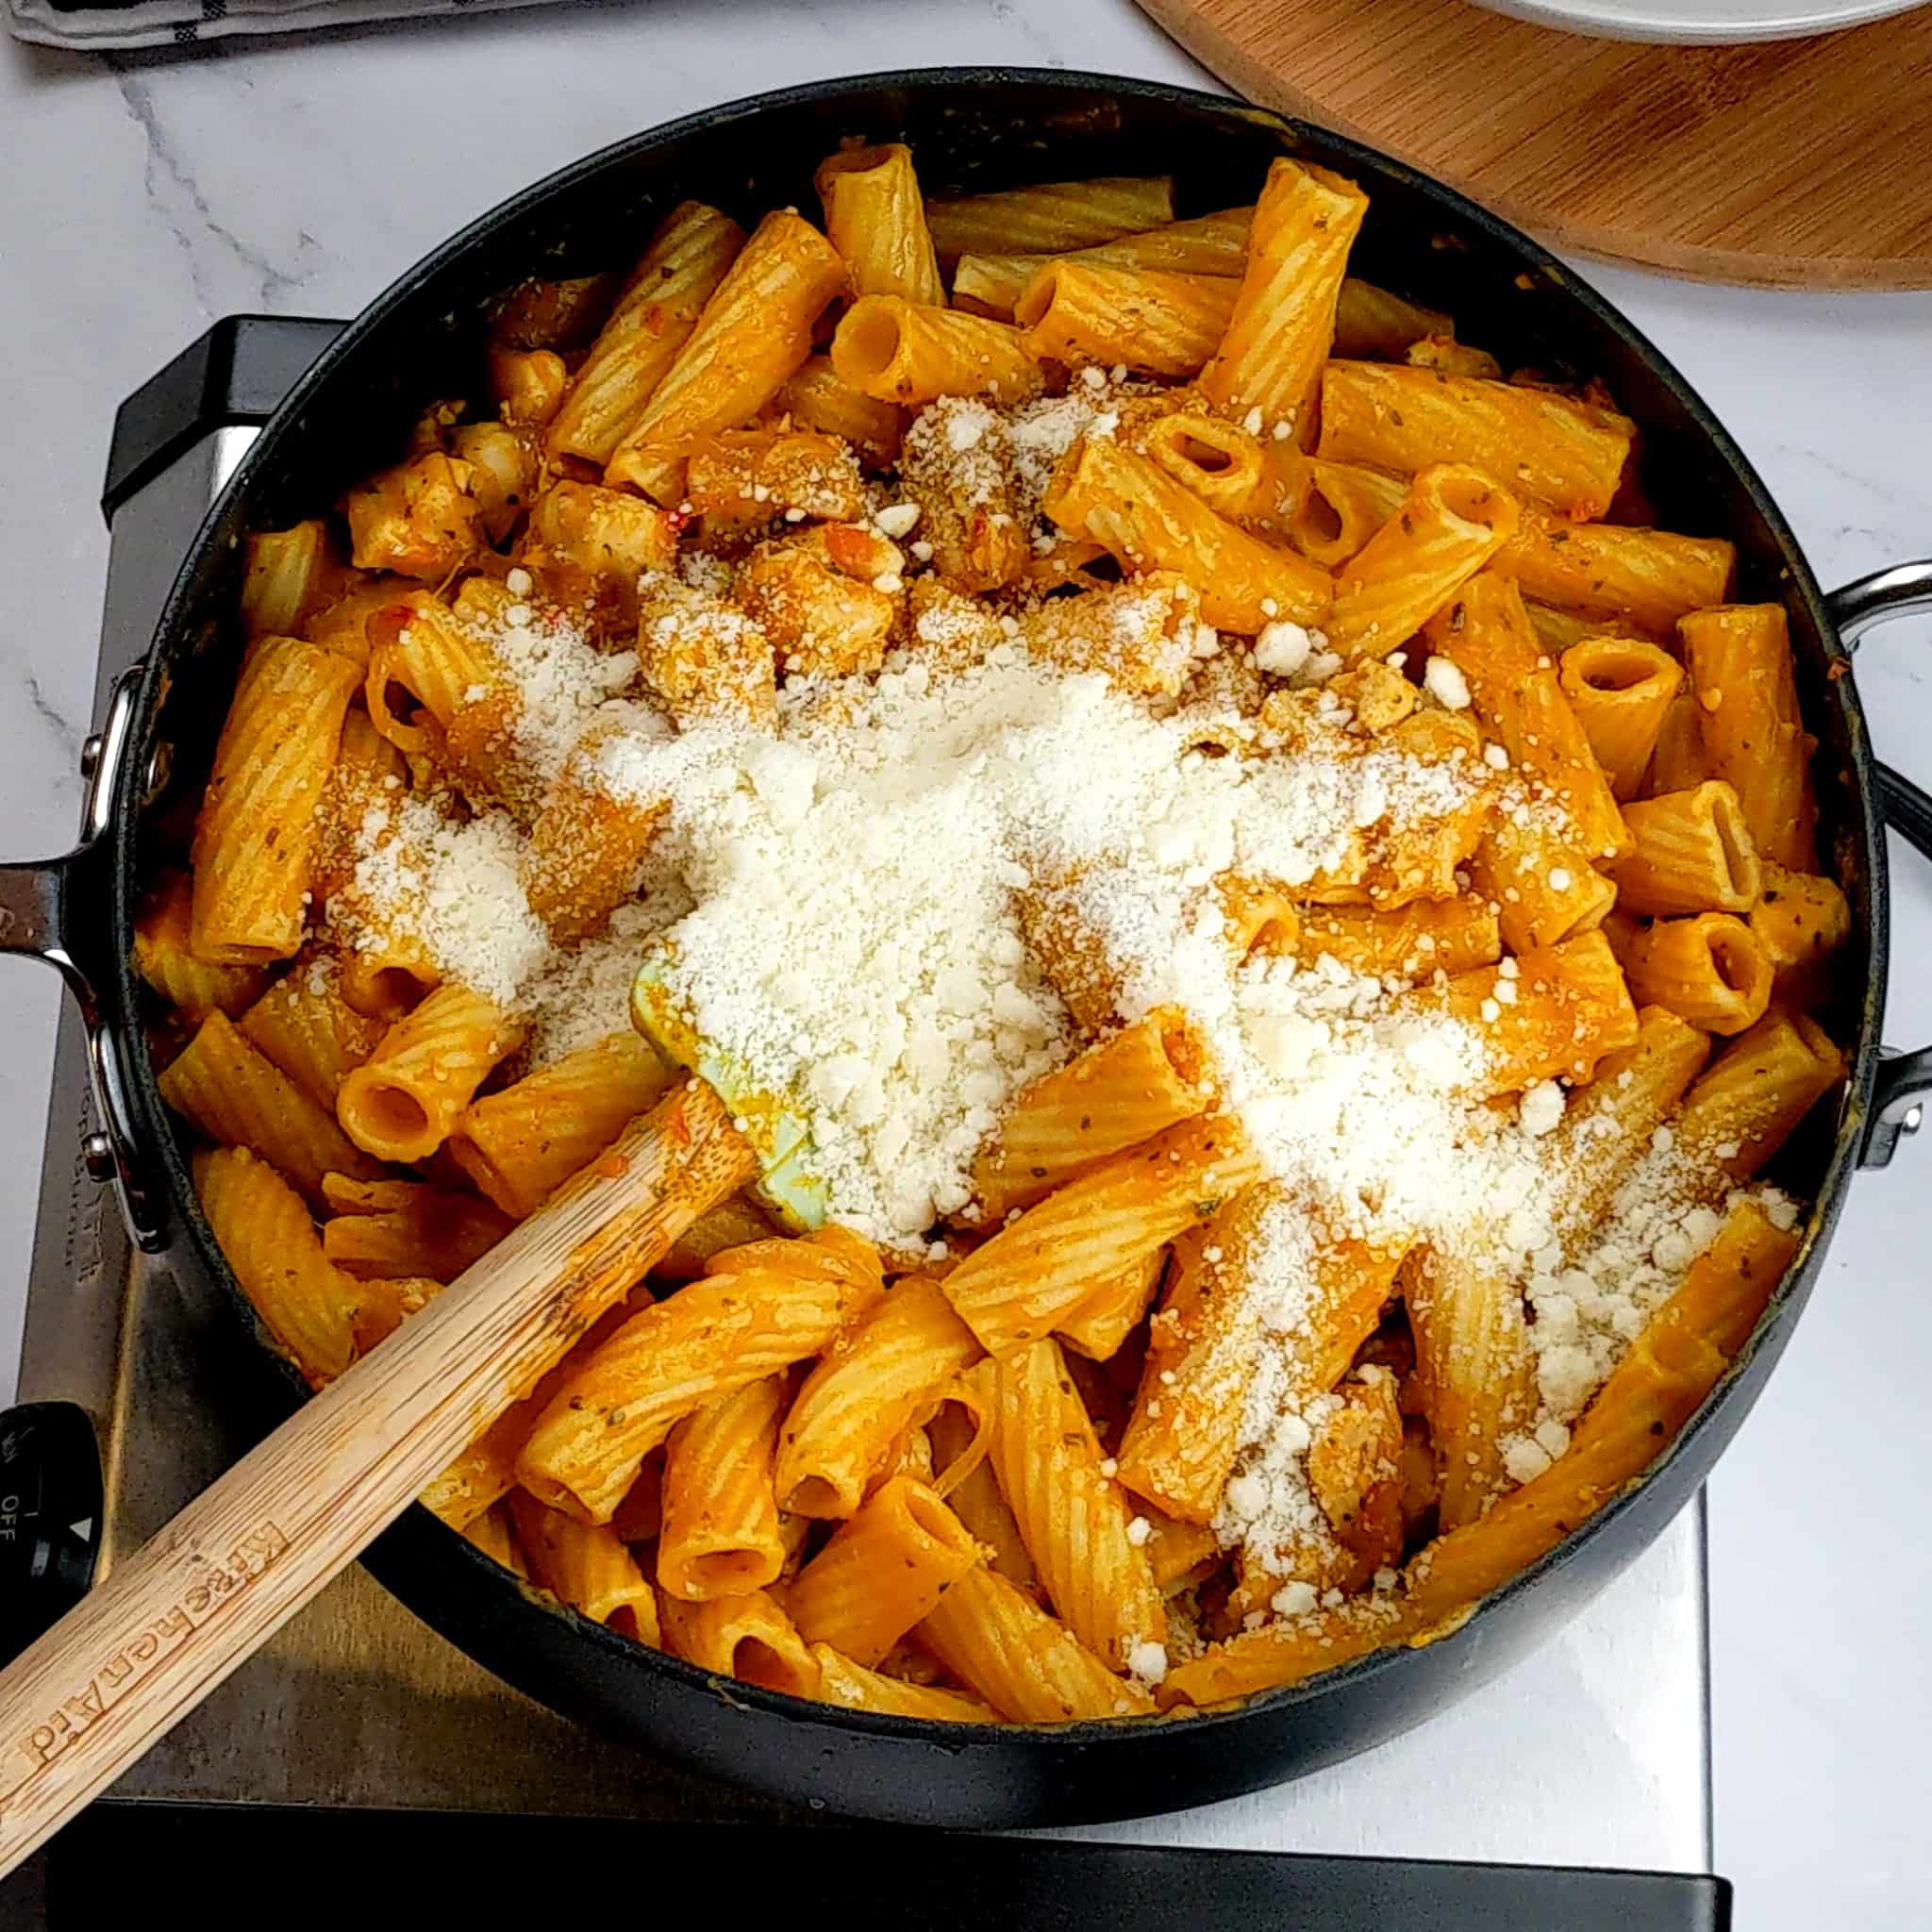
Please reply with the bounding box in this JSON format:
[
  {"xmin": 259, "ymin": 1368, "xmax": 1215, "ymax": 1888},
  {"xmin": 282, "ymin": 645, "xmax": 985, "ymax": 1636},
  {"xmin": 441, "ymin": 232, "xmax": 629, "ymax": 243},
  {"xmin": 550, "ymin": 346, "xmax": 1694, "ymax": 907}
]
[{"xmin": 8, "ymin": 0, "xmax": 555, "ymax": 50}]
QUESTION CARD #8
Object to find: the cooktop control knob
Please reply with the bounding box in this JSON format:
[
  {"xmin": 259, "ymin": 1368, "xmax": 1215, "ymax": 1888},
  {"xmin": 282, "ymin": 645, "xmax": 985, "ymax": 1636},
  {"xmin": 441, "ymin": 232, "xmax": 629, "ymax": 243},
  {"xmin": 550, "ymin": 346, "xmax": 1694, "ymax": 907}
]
[{"xmin": 0, "ymin": 1401, "xmax": 103, "ymax": 1661}]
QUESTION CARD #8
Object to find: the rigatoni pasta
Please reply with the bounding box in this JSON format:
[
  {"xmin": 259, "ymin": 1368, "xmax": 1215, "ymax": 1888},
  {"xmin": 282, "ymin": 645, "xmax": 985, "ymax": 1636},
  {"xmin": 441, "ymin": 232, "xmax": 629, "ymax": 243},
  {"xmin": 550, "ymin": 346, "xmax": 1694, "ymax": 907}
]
[
  {"xmin": 1557, "ymin": 636, "xmax": 1684, "ymax": 802},
  {"xmin": 160, "ymin": 1010, "xmax": 381, "ymax": 1208},
  {"xmin": 546, "ymin": 201, "xmax": 747, "ymax": 467},
  {"xmin": 508, "ymin": 1491, "xmax": 661, "ymax": 1646},
  {"xmin": 192, "ymin": 635, "xmax": 362, "ymax": 965},
  {"xmin": 1130, "ymin": 405, "xmax": 1274, "ymax": 523},
  {"xmin": 774, "ymin": 355, "xmax": 907, "ymax": 469},
  {"xmin": 924, "ymin": 175, "xmax": 1174, "ymax": 262},
  {"xmin": 319, "ymin": 1173, "xmax": 513, "ymax": 1280},
  {"xmin": 1424, "ymin": 569, "xmax": 1629, "ymax": 863},
  {"xmin": 1680, "ymin": 603, "xmax": 1818, "ymax": 872},
  {"xmin": 195, "ymin": 1146, "xmax": 369, "ymax": 1385},
  {"xmin": 1748, "ymin": 864, "xmax": 1850, "ymax": 1005},
  {"xmin": 784, "ymin": 1476, "xmax": 979, "ymax": 1664},
  {"xmin": 1494, "ymin": 511, "xmax": 1735, "ymax": 634},
  {"xmin": 1044, "ymin": 434, "xmax": 1332, "ymax": 631},
  {"xmin": 236, "ymin": 953, "xmax": 386, "ymax": 1109},
  {"xmin": 447, "ymin": 1029, "xmax": 676, "ymax": 1220},
  {"xmin": 1610, "ymin": 780, "xmax": 1761, "ymax": 916},
  {"xmin": 153, "ymin": 130, "xmax": 1850, "ymax": 1730},
  {"xmin": 1404, "ymin": 1246, "xmax": 1534, "ymax": 1531},
  {"xmin": 1284, "ymin": 458, "xmax": 1408, "ymax": 569},
  {"xmin": 1015, "ymin": 263, "xmax": 1239, "ymax": 377},
  {"xmin": 1319, "ymin": 362, "xmax": 1636, "ymax": 520},
  {"xmin": 1055, "ymin": 1248, "xmax": 1167, "ymax": 1362},
  {"xmin": 1397, "ymin": 1199, "xmax": 1799, "ymax": 1643},
  {"xmin": 363, "ymin": 590, "xmax": 500, "ymax": 758},
  {"xmin": 522, "ymin": 737, "xmax": 670, "ymax": 943},
  {"xmin": 240, "ymin": 520, "xmax": 345, "ymax": 641},
  {"xmin": 774, "ymin": 1275, "xmax": 982, "ymax": 1519},
  {"xmin": 1647, "ymin": 688, "xmax": 1712, "ymax": 794},
  {"xmin": 971, "ymin": 1008, "xmax": 1213, "ymax": 1220},
  {"xmin": 951, "ymin": 206, "xmax": 1253, "ymax": 318},
  {"xmin": 979, "ymin": 1340, "xmax": 1163, "ymax": 1668},
  {"xmin": 1673, "ymin": 1009, "xmax": 1845, "ymax": 1183},
  {"xmin": 1541, "ymin": 1007, "xmax": 1711, "ymax": 1259},
  {"xmin": 658, "ymin": 1590, "xmax": 820, "ymax": 1698},
  {"xmin": 1463, "ymin": 813, "xmax": 1617, "ymax": 957},
  {"xmin": 1619, "ymin": 913, "xmax": 1772, "ymax": 1035},
  {"xmin": 1323, "ymin": 463, "xmax": 1519, "ymax": 661},
  {"xmin": 518, "ymin": 1228, "xmax": 885, "ymax": 1524},
  {"xmin": 831, "ymin": 296, "xmax": 1041, "ymax": 407},
  {"xmin": 817, "ymin": 143, "xmax": 945, "ymax": 307},
  {"xmin": 1293, "ymin": 896, "xmax": 1501, "ymax": 979},
  {"xmin": 1403, "ymin": 931, "xmax": 1641, "ymax": 1092},
  {"xmin": 135, "ymin": 872, "xmax": 266, "ymax": 1022},
  {"xmin": 606, "ymin": 211, "xmax": 848, "ymax": 502},
  {"xmin": 337, "ymin": 984, "xmax": 528, "ymax": 1165},
  {"xmin": 1199, "ymin": 157, "xmax": 1370, "ymax": 445},
  {"xmin": 809, "ymin": 1645, "xmax": 995, "ymax": 1723},
  {"xmin": 942, "ymin": 1115, "xmax": 1263, "ymax": 1359},
  {"xmin": 918, "ymin": 1565, "xmax": 1154, "ymax": 1724},
  {"xmin": 419, "ymin": 1302, "xmax": 641, "ymax": 1532},
  {"xmin": 657, "ymin": 1375, "xmax": 791, "ymax": 1602}
]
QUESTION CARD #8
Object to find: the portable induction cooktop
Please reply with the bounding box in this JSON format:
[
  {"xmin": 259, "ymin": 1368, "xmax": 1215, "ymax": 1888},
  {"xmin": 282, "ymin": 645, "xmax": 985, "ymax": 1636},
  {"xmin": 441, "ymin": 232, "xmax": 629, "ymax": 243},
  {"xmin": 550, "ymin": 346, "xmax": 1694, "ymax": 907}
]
[{"xmin": 0, "ymin": 320, "xmax": 1728, "ymax": 1930}]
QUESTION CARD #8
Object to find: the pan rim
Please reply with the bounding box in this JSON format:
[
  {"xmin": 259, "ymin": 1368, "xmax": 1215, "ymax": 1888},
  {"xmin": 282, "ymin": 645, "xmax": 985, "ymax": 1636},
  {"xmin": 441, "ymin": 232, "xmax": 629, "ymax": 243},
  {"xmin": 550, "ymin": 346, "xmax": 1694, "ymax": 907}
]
[{"xmin": 111, "ymin": 64, "xmax": 1887, "ymax": 1760}]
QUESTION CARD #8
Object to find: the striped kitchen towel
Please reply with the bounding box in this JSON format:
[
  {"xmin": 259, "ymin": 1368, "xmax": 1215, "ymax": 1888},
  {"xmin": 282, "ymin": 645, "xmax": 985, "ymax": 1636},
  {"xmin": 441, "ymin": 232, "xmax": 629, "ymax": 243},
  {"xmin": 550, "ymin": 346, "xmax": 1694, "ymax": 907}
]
[{"xmin": 8, "ymin": 0, "xmax": 558, "ymax": 49}]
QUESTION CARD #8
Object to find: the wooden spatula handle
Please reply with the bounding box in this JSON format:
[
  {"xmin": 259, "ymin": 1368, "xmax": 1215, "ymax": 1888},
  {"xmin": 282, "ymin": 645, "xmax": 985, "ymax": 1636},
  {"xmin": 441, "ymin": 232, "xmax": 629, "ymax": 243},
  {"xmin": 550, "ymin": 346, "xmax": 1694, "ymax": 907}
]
[{"xmin": 0, "ymin": 1079, "xmax": 756, "ymax": 1879}]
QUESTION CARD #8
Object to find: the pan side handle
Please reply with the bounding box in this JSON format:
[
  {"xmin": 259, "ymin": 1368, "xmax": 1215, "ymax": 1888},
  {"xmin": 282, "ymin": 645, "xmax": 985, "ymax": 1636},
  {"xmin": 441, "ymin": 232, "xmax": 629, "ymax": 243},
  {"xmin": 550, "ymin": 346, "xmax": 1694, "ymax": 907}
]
[
  {"xmin": 1832, "ymin": 561, "xmax": 1932, "ymax": 1170},
  {"xmin": 0, "ymin": 667, "xmax": 164, "ymax": 1249}
]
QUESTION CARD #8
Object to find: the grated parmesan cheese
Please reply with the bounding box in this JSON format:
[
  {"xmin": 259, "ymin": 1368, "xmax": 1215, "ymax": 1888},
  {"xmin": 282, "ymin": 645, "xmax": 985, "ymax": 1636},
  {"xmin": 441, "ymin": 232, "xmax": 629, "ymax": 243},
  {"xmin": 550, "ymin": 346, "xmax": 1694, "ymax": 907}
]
[
  {"xmin": 1252, "ymin": 620, "xmax": 1316, "ymax": 679},
  {"xmin": 1002, "ymin": 375, "xmax": 1144, "ymax": 526},
  {"xmin": 1517, "ymin": 1141, "xmax": 1798, "ymax": 1432},
  {"xmin": 476, "ymin": 602, "xmax": 640, "ymax": 790},
  {"xmin": 340, "ymin": 796, "xmax": 550, "ymax": 1009},
  {"xmin": 1423, "ymin": 657, "xmax": 1472, "ymax": 710},
  {"xmin": 1518, "ymin": 1078, "xmax": 1566, "ymax": 1138}
]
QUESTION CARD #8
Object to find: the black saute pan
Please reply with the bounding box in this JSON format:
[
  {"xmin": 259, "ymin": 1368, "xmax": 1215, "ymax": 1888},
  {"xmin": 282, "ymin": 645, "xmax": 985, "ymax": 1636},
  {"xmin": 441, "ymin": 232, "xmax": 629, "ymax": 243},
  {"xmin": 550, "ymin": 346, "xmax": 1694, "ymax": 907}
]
[{"xmin": 4, "ymin": 70, "xmax": 1929, "ymax": 1829}]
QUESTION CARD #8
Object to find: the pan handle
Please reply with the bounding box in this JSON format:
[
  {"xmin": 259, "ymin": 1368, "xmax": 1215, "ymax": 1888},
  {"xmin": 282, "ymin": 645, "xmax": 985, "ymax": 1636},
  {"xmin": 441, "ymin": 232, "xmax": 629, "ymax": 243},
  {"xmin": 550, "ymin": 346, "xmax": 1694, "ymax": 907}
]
[
  {"xmin": 0, "ymin": 664, "xmax": 164, "ymax": 1248},
  {"xmin": 103, "ymin": 314, "xmax": 346, "ymax": 522},
  {"xmin": 1830, "ymin": 562, "xmax": 1932, "ymax": 1169}
]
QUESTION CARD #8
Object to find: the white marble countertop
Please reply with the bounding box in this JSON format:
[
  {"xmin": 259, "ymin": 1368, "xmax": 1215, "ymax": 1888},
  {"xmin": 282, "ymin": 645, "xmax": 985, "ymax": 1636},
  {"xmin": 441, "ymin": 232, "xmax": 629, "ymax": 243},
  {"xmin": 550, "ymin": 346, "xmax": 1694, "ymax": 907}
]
[{"xmin": 2, "ymin": 1, "xmax": 1928, "ymax": 1920}]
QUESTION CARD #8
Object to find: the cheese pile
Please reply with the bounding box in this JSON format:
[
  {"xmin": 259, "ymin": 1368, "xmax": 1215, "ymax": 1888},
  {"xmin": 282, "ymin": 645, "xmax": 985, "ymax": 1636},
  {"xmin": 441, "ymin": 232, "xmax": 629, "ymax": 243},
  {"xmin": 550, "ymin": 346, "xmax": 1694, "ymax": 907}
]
[{"xmin": 340, "ymin": 568, "xmax": 1773, "ymax": 1302}]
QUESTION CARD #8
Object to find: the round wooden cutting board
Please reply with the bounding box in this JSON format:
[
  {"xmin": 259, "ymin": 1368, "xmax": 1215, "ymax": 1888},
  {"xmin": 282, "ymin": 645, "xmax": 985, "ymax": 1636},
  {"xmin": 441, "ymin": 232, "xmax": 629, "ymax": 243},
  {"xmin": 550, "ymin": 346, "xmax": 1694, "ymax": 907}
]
[{"xmin": 1136, "ymin": 0, "xmax": 1932, "ymax": 288}]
